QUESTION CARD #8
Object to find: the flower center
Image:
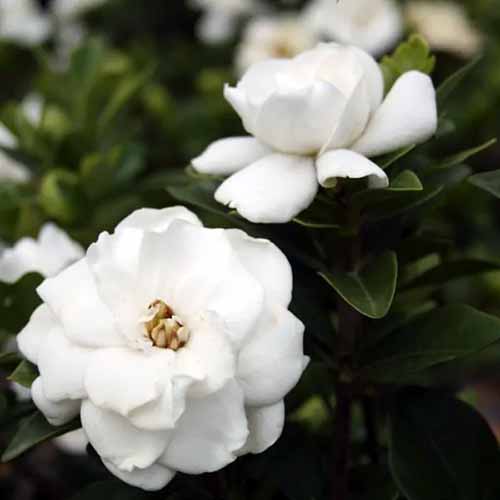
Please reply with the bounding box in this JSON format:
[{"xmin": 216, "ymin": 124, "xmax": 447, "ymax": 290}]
[{"xmin": 143, "ymin": 300, "xmax": 190, "ymax": 351}]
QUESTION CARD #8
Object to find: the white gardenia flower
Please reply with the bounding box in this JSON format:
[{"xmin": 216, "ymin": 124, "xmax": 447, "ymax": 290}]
[
  {"xmin": 405, "ymin": 1, "xmax": 483, "ymax": 58},
  {"xmin": 0, "ymin": 0, "xmax": 52, "ymax": 46},
  {"xmin": 192, "ymin": 0, "xmax": 258, "ymax": 44},
  {"xmin": 0, "ymin": 223, "xmax": 84, "ymax": 284},
  {"xmin": 303, "ymin": 0, "xmax": 403, "ymax": 56},
  {"xmin": 17, "ymin": 206, "xmax": 308, "ymax": 491},
  {"xmin": 235, "ymin": 15, "xmax": 318, "ymax": 75},
  {"xmin": 192, "ymin": 43, "xmax": 438, "ymax": 223}
]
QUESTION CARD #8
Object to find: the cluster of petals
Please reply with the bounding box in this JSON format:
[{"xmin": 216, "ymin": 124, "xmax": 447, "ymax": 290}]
[
  {"xmin": 17, "ymin": 206, "xmax": 308, "ymax": 490},
  {"xmin": 192, "ymin": 43, "xmax": 438, "ymax": 224}
]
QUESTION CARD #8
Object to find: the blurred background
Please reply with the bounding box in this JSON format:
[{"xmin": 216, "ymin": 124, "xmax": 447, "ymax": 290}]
[{"xmin": 0, "ymin": 1, "xmax": 499, "ymax": 499}]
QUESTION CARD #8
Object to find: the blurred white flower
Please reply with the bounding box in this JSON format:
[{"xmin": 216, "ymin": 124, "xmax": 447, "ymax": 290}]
[
  {"xmin": 0, "ymin": 0, "xmax": 52, "ymax": 46},
  {"xmin": 192, "ymin": 0, "xmax": 258, "ymax": 44},
  {"xmin": 192, "ymin": 43, "xmax": 437, "ymax": 223},
  {"xmin": 304, "ymin": 0, "xmax": 403, "ymax": 56},
  {"xmin": 52, "ymin": 0, "xmax": 107, "ymax": 21},
  {"xmin": 17, "ymin": 206, "xmax": 308, "ymax": 490},
  {"xmin": 0, "ymin": 223, "xmax": 84, "ymax": 284},
  {"xmin": 235, "ymin": 15, "xmax": 317, "ymax": 75},
  {"xmin": 405, "ymin": 1, "xmax": 483, "ymax": 58}
]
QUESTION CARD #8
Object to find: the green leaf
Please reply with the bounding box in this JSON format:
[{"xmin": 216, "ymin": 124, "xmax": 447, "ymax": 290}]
[
  {"xmin": 360, "ymin": 305, "xmax": 500, "ymax": 385},
  {"xmin": 293, "ymin": 197, "xmax": 342, "ymax": 229},
  {"xmin": 388, "ymin": 170, "xmax": 423, "ymax": 192},
  {"xmin": 389, "ymin": 391, "xmax": 500, "ymax": 500},
  {"xmin": 319, "ymin": 251, "xmax": 398, "ymax": 319},
  {"xmin": 0, "ymin": 273, "xmax": 43, "ymax": 333},
  {"xmin": 402, "ymin": 258, "xmax": 500, "ymax": 290},
  {"xmin": 39, "ymin": 169, "xmax": 86, "ymax": 224},
  {"xmin": 0, "ymin": 352, "xmax": 21, "ymax": 367},
  {"xmin": 70, "ymin": 480, "xmax": 151, "ymax": 500},
  {"xmin": 2, "ymin": 411, "xmax": 80, "ymax": 462},
  {"xmin": 435, "ymin": 138, "xmax": 497, "ymax": 170},
  {"xmin": 469, "ymin": 169, "xmax": 500, "ymax": 199},
  {"xmin": 437, "ymin": 56, "xmax": 481, "ymax": 108},
  {"xmin": 380, "ymin": 35, "xmax": 436, "ymax": 93},
  {"xmin": 378, "ymin": 145, "xmax": 416, "ymax": 169},
  {"xmin": 8, "ymin": 360, "xmax": 38, "ymax": 388}
]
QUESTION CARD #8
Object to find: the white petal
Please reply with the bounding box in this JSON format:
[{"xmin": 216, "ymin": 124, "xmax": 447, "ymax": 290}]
[
  {"xmin": 350, "ymin": 46, "xmax": 385, "ymax": 111},
  {"xmin": 160, "ymin": 381, "xmax": 248, "ymax": 474},
  {"xmin": 38, "ymin": 258, "xmax": 124, "ymax": 348},
  {"xmin": 102, "ymin": 459, "xmax": 175, "ymax": 491},
  {"xmin": 239, "ymin": 400, "xmax": 285, "ymax": 455},
  {"xmin": 54, "ymin": 429, "xmax": 88, "ymax": 455},
  {"xmin": 352, "ymin": 71, "xmax": 438, "ymax": 158},
  {"xmin": 192, "ymin": 137, "xmax": 272, "ymax": 175},
  {"xmin": 84, "ymin": 347, "xmax": 191, "ymax": 430},
  {"xmin": 316, "ymin": 149, "xmax": 389, "ymax": 189},
  {"xmin": 138, "ymin": 222, "xmax": 264, "ymax": 347},
  {"xmin": 17, "ymin": 304, "xmax": 57, "ymax": 364},
  {"xmin": 225, "ymin": 229, "xmax": 293, "ymax": 307},
  {"xmin": 254, "ymin": 81, "xmax": 346, "ymax": 155},
  {"xmin": 237, "ymin": 306, "xmax": 308, "ymax": 407},
  {"xmin": 115, "ymin": 206, "xmax": 202, "ymax": 234},
  {"xmin": 215, "ymin": 153, "xmax": 318, "ymax": 224},
  {"xmin": 81, "ymin": 400, "xmax": 171, "ymax": 471},
  {"xmin": 38, "ymin": 326, "xmax": 93, "ymax": 401},
  {"xmin": 31, "ymin": 377, "xmax": 80, "ymax": 426},
  {"xmin": 175, "ymin": 313, "xmax": 236, "ymax": 397}
]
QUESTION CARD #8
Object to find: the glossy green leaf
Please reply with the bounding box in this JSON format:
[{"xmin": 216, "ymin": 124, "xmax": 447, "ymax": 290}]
[
  {"xmin": 435, "ymin": 138, "xmax": 496, "ymax": 170},
  {"xmin": 0, "ymin": 352, "xmax": 21, "ymax": 367},
  {"xmin": 378, "ymin": 144, "xmax": 416, "ymax": 169},
  {"xmin": 437, "ymin": 55, "xmax": 481, "ymax": 107},
  {"xmin": 389, "ymin": 391, "xmax": 500, "ymax": 500},
  {"xmin": 8, "ymin": 360, "xmax": 38, "ymax": 388},
  {"xmin": 319, "ymin": 251, "xmax": 398, "ymax": 319},
  {"xmin": 388, "ymin": 170, "xmax": 423, "ymax": 192},
  {"xmin": 402, "ymin": 258, "xmax": 500, "ymax": 290},
  {"xmin": 360, "ymin": 305, "xmax": 500, "ymax": 384},
  {"xmin": 2, "ymin": 411, "xmax": 80, "ymax": 462},
  {"xmin": 380, "ymin": 35, "xmax": 436, "ymax": 92},
  {"xmin": 469, "ymin": 169, "xmax": 500, "ymax": 199}
]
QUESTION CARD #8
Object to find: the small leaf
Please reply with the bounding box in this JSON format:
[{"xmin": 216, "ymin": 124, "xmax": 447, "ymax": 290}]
[
  {"xmin": 319, "ymin": 251, "xmax": 398, "ymax": 319},
  {"xmin": 437, "ymin": 56, "xmax": 481, "ymax": 107},
  {"xmin": 389, "ymin": 390, "xmax": 500, "ymax": 500},
  {"xmin": 388, "ymin": 170, "xmax": 423, "ymax": 192},
  {"xmin": 469, "ymin": 169, "xmax": 500, "ymax": 199},
  {"xmin": 380, "ymin": 35, "xmax": 436, "ymax": 93},
  {"xmin": 378, "ymin": 145, "xmax": 416, "ymax": 169},
  {"xmin": 402, "ymin": 258, "xmax": 500, "ymax": 290},
  {"xmin": 8, "ymin": 360, "xmax": 38, "ymax": 388},
  {"xmin": 435, "ymin": 138, "xmax": 496, "ymax": 170},
  {"xmin": 293, "ymin": 197, "xmax": 342, "ymax": 229},
  {"xmin": 2, "ymin": 411, "xmax": 80, "ymax": 462},
  {"xmin": 360, "ymin": 305, "xmax": 500, "ymax": 385}
]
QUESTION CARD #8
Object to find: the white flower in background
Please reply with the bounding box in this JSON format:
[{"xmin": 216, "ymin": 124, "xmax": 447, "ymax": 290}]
[
  {"xmin": 405, "ymin": 1, "xmax": 483, "ymax": 58},
  {"xmin": 17, "ymin": 206, "xmax": 308, "ymax": 490},
  {"xmin": 192, "ymin": 43, "xmax": 438, "ymax": 223},
  {"xmin": 52, "ymin": 0, "xmax": 107, "ymax": 21},
  {"xmin": 0, "ymin": 223, "xmax": 84, "ymax": 284},
  {"xmin": 304, "ymin": 0, "xmax": 403, "ymax": 56},
  {"xmin": 0, "ymin": 0, "xmax": 52, "ymax": 46},
  {"xmin": 192, "ymin": 0, "xmax": 258, "ymax": 44},
  {"xmin": 235, "ymin": 15, "xmax": 317, "ymax": 75}
]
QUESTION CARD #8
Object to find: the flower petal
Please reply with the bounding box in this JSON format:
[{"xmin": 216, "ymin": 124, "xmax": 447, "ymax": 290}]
[
  {"xmin": 31, "ymin": 377, "xmax": 80, "ymax": 426},
  {"xmin": 17, "ymin": 304, "xmax": 57, "ymax": 364},
  {"xmin": 37, "ymin": 258, "xmax": 124, "ymax": 348},
  {"xmin": 352, "ymin": 71, "xmax": 438, "ymax": 158},
  {"xmin": 102, "ymin": 459, "xmax": 175, "ymax": 491},
  {"xmin": 239, "ymin": 400, "xmax": 285, "ymax": 455},
  {"xmin": 237, "ymin": 305, "xmax": 308, "ymax": 407},
  {"xmin": 115, "ymin": 206, "xmax": 202, "ymax": 234},
  {"xmin": 38, "ymin": 326, "xmax": 94, "ymax": 401},
  {"xmin": 225, "ymin": 229, "xmax": 293, "ymax": 307},
  {"xmin": 160, "ymin": 380, "xmax": 248, "ymax": 474},
  {"xmin": 192, "ymin": 137, "xmax": 272, "ymax": 175},
  {"xmin": 84, "ymin": 347, "xmax": 191, "ymax": 430},
  {"xmin": 316, "ymin": 149, "xmax": 389, "ymax": 189},
  {"xmin": 81, "ymin": 400, "xmax": 171, "ymax": 471},
  {"xmin": 215, "ymin": 153, "xmax": 318, "ymax": 224},
  {"xmin": 254, "ymin": 81, "xmax": 346, "ymax": 155},
  {"xmin": 137, "ymin": 222, "xmax": 264, "ymax": 347}
]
